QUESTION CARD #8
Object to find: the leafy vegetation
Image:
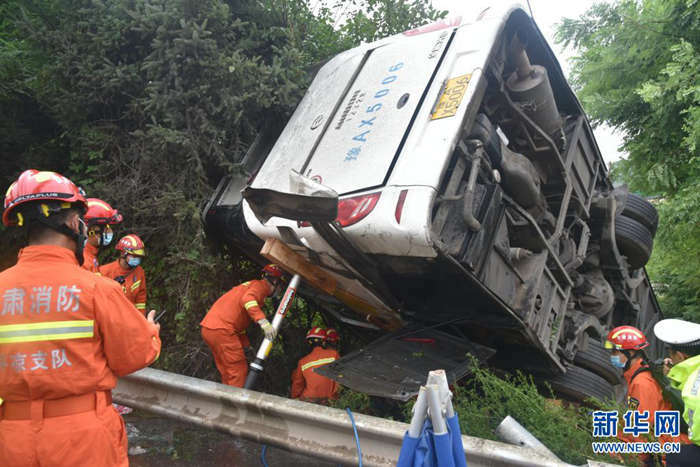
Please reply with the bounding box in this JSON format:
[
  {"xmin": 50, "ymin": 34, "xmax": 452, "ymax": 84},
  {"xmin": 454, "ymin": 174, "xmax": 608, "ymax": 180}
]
[
  {"xmin": 648, "ymin": 186, "xmax": 700, "ymax": 321},
  {"xmin": 449, "ymin": 365, "xmax": 633, "ymax": 465},
  {"xmin": 2, "ymin": 1, "xmax": 695, "ymax": 461},
  {"xmin": 557, "ymin": 0, "xmax": 699, "ymax": 321},
  {"xmin": 0, "ymin": 0, "xmax": 444, "ymax": 390}
]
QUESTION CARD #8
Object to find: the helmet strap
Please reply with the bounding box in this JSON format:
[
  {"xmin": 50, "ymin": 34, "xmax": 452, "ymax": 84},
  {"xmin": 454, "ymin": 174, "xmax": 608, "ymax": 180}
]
[
  {"xmin": 621, "ymin": 349, "xmax": 644, "ymax": 371},
  {"xmin": 620, "ymin": 350, "xmax": 631, "ymax": 371},
  {"xmin": 119, "ymin": 253, "xmax": 134, "ymax": 269},
  {"xmin": 19, "ymin": 203, "xmax": 85, "ymax": 265},
  {"xmin": 36, "ymin": 213, "xmax": 86, "ymax": 265},
  {"xmin": 87, "ymin": 225, "xmax": 103, "ymax": 247},
  {"xmin": 637, "ymin": 349, "xmax": 649, "ymax": 366}
]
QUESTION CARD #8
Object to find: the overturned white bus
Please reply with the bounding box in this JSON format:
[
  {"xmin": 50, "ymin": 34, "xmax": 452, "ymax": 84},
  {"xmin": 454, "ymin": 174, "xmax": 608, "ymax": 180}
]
[{"xmin": 203, "ymin": 5, "xmax": 662, "ymax": 402}]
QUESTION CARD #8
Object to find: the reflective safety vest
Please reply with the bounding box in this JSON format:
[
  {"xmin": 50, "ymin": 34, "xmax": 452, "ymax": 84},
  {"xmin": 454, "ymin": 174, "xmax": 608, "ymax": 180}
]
[{"xmin": 668, "ymin": 354, "xmax": 700, "ymax": 445}]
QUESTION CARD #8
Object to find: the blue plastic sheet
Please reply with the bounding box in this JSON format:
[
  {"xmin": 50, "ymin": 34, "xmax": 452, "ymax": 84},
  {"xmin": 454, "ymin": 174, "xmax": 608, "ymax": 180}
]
[{"xmin": 396, "ymin": 415, "xmax": 467, "ymax": 467}]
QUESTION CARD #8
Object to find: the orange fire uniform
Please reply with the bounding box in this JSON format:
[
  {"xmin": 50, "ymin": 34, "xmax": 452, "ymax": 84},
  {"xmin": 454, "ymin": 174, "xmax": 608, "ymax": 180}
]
[
  {"xmin": 0, "ymin": 245, "xmax": 161, "ymax": 467},
  {"xmin": 620, "ymin": 359, "xmax": 690, "ymax": 455},
  {"xmin": 99, "ymin": 260, "xmax": 147, "ymax": 314},
  {"xmin": 81, "ymin": 242, "xmax": 100, "ymax": 273},
  {"xmin": 291, "ymin": 346, "xmax": 340, "ymax": 401},
  {"xmin": 200, "ymin": 280, "xmax": 270, "ymax": 387}
]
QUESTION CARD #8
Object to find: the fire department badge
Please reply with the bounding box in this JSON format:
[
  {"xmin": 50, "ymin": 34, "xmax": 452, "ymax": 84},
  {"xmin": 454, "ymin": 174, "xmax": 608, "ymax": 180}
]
[{"xmin": 627, "ymin": 396, "xmax": 640, "ymax": 410}]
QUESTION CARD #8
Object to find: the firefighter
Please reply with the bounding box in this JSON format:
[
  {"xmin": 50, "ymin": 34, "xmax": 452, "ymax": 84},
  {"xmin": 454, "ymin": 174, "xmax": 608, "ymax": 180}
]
[
  {"xmin": 200, "ymin": 264, "xmax": 283, "ymax": 387},
  {"xmin": 291, "ymin": 327, "xmax": 340, "ymax": 402},
  {"xmin": 82, "ymin": 197, "xmax": 123, "ymax": 273},
  {"xmin": 654, "ymin": 319, "xmax": 700, "ymax": 466},
  {"xmin": 324, "ymin": 328, "xmax": 339, "ymax": 350},
  {"xmin": 0, "ymin": 169, "xmax": 161, "ymax": 466},
  {"xmin": 99, "ymin": 234, "xmax": 147, "ymax": 314},
  {"xmin": 606, "ymin": 325, "xmax": 690, "ymax": 465}
]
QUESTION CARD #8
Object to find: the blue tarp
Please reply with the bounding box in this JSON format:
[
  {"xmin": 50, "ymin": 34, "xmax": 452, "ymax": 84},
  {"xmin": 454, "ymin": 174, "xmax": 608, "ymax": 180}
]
[{"xmin": 396, "ymin": 415, "xmax": 467, "ymax": 467}]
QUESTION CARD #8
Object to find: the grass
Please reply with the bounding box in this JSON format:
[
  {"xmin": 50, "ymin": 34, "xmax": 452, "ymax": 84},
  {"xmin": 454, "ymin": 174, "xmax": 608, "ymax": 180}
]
[
  {"xmin": 445, "ymin": 364, "xmax": 637, "ymax": 465},
  {"xmin": 333, "ymin": 361, "xmax": 644, "ymax": 466}
]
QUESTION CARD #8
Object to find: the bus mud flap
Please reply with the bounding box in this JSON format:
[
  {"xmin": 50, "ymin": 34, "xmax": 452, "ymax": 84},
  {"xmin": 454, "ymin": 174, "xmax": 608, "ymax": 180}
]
[{"xmin": 316, "ymin": 325, "xmax": 495, "ymax": 401}]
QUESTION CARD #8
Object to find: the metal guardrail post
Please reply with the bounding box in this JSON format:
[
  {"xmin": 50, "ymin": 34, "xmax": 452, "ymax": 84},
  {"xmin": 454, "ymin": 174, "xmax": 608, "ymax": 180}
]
[
  {"xmin": 114, "ymin": 368, "xmax": 576, "ymax": 467},
  {"xmin": 496, "ymin": 415, "xmax": 561, "ymax": 461}
]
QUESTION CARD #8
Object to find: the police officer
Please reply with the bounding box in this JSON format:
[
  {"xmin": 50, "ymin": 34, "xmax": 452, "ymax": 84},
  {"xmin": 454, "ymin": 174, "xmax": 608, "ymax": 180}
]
[{"xmin": 654, "ymin": 319, "xmax": 700, "ymax": 466}]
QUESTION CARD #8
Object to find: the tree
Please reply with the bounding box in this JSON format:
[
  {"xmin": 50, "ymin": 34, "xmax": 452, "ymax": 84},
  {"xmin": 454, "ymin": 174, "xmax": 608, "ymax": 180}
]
[
  {"xmin": 557, "ymin": 0, "xmax": 699, "ymax": 320},
  {"xmin": 0, "ymin": 0, "xmax": 444, "ymax": 386},
  {"xmin": 648, "ymin": 186, "xmax": 700, "ymax": 321}
]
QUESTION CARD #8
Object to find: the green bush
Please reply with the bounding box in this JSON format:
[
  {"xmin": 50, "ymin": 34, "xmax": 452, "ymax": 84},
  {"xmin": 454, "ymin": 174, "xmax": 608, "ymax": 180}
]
[{"xmin": 0, "ymin": 0, "xmax": 444, "ymax": 392}]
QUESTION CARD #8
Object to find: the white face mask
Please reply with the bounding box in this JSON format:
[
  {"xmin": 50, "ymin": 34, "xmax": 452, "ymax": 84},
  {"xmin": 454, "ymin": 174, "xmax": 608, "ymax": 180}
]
[
  {"xmin": 126, "ymin": 255, "xmax": 142, "ymax": 268},
  {"xmin": 102, "ymin": 230, "xmax": 114, "ymax": 246},
  {"xmin": 610, "ymin": 355, "xmax": 626, "ymax": 368}
]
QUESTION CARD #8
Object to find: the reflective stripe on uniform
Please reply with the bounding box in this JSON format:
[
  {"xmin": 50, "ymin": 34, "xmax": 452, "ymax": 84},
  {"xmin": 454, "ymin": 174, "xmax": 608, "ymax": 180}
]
[
  {"xmin": 244, "ymin": 300, "xmax": 259, "ymax": 310},
  {"xmin": 691, "ymin": 370, "xmax": 700, "ymax": 396},
  {"xmin": 684, "ymin": 369, "xmax": 700, "ymax": 441},
  {"xmin": 131, "ymin": 280, "xmax": 141, "ymax": 291},
  {"xmin": 135, "ymin": 303, "xmax": 146, "ymax": 310},
  {"xmin": 301, "ymin": 357, "xmax": 336, "ymax": 372},
  {"xmin": 0, "ymin": 320, "xmax": 94, "ymax": 344}
]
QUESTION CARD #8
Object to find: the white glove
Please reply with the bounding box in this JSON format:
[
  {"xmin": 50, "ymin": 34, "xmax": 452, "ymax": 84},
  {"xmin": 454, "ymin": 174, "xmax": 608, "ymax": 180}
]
[{"xmin": 258, "ymin": 318, "xmax": 277, "ymax": 341}]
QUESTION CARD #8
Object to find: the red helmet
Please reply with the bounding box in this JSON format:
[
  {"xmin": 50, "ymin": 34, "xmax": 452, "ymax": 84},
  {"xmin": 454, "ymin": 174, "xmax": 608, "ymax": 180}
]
[
  {"xmin": 3, "ymin": 169, "xmax": 87, "ymax": 227},
  {"xmin": 325, "ymin": 328, "xmax": 339, "ymax": 344},
  {"xmin": 306, "ymin": 327, "xmax": 326, "ymax": 340},
  {"xmin": 262, "ymin": 264, "xmax": 284, "ymax": 278},
  {"xmin": 605, "ymin": 325, "xmax": 649, "ymax": 351},
  {"xmin": 85, "ymin": 198, "xmax": 123, "ymax": 226},
  {"xmin": 116, "ymin": 234, "xmax": 146, "ymax": 256}
]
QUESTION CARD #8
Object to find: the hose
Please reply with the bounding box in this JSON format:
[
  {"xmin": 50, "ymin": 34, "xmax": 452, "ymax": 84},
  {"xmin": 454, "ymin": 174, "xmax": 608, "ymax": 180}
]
[
  {"xmin": 261, "ymin": 444, "xmax": 269, "ymax": 467},
  {"xmin": 260, "ymin": 409, "xmax": 361, "ymax": 466},
  {"xmin": 346, "ymin": 407, "xmax": 363, "ymax": 467}
]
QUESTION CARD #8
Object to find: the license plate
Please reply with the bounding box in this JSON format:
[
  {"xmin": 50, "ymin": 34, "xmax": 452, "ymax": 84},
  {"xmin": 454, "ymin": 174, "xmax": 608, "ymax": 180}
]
[{"xmin": 430, "ymin": 74, "xmax": 471, "ymax": 120}]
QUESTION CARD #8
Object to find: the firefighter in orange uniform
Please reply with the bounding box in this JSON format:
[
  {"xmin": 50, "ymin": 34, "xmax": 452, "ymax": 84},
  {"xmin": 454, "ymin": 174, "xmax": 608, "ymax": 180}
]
[
  {"xmin": 291, "ymin": 327, "xmax": 340, "ymax": 402},
  {"xmin": 82, "ymin": 198, "xmax": 123, "ymax": 273},
  {"xmin": 0, "ymin": 169, "xmax": 161, "ymax": 467},
  {"xmin": 99, "ymin": 234, "xmax": 147, "ymax": 314},
  {"xmin": 200, "ymin": 264, "xmax": 283, "ymax": 387},
  {"xmin": 324, "ymin": 328, "xmax": 339, "ymax": 350},
  {"xmin": 606, "ymin": 326, "xmax": 690, "ymax": 465}
]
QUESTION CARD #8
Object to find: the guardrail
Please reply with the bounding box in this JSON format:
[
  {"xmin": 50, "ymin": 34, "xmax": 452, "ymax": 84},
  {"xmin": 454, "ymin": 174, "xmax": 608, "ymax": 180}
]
[{"xmin": 114, "ymin": 368, "xmax": 575, "ymax": 466}]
